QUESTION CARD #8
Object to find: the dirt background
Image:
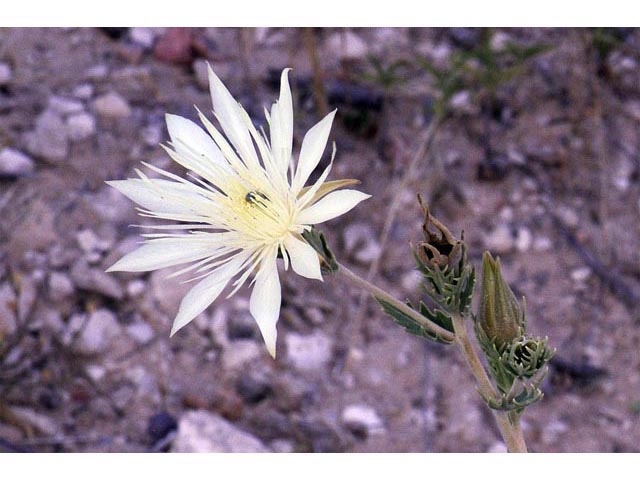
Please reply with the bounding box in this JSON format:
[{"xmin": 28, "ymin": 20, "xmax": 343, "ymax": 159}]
[{"xmin": 0, "ymin": 27, "xmax": 639, "ymax": 453}]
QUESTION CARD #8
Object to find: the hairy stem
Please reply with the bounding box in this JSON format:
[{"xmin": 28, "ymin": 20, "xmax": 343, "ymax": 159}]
[
  {"xmin": 451, "ymin": 313, "xmax": 528, "ymax": 452},
  {"xmin": 337, "ymin": 262, "xmax": 527, "ymax": 452},
  {"xmin": 337, "ymin": 262, "xmax": 455, "ymax": 343}
]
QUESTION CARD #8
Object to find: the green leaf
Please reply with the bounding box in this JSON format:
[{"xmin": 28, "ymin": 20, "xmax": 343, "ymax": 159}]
[
  {"xmin": 375, "ymin": 296, "xmax": 454, "ymax": 345},
  {"xmin": 418, "ymin": 301, "xmax": 453, "ymax": 332}
]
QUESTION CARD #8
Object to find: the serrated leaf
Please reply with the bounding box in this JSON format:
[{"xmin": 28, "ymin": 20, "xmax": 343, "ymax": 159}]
[
  {"xmin": 418, "ymin": 301, "xmax": 453, "ymax": 332},
  {"xmin": 375, "ymin": 296, "xmax": 454, "ymax": 344}
]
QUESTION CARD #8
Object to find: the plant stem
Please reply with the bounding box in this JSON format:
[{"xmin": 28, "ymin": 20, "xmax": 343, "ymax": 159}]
[
  {"xmin": 450, "ymin": 313, "xmax": 527, "ymax": 452},
  {"xmin": 336, "ymin": 262, "xmax": 527, "ymax": 452},
  {"xmin": 337, "ymin": 262, "xmax": 455, "ymax": 343}
]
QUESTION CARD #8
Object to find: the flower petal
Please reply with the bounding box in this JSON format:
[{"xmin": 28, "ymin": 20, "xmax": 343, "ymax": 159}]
[
  {"xmin": 207, "ymin": 65, "xmax": 259, "ymax": 168},
  {"xmin": 249, "ymin": 248, "xmax": 281, "ymax": 358},
  {"xmin": 170, "ymin": 255, "xmax": 245, "ymax": 336},
  {"xmin": 106, "ymin": 238, "xmax": 225, "ymax": 273},
  {"xmin": 107, "ymin": 179, "xmax": 212, "ymax": 216},
  {"xmin": 284, "ymin": 234, "xmax": 322, "ymax": 281},
  {"xmin": 292, "ymin": 110, "xmax": 336, "ymax": 193},
  {"xmin": 296, "ymin": 189, "xmax": 371, "ymax": 225},
  {"xmin": 269, "ymin": 68, "xmax": 293, "ymax": 174},
  {"xmin": 165, "ymin": 114, "xmax": 227, "ymax": 170}
]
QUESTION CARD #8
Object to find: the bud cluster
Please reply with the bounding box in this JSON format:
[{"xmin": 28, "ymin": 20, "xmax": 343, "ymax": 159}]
[
  {"xmin": 475, "ymin": 252, "xmax": 554, "ymax": 412},
  {"xmin": 414, "ymin": 197, "xmax": 476, "ymax": 317}
]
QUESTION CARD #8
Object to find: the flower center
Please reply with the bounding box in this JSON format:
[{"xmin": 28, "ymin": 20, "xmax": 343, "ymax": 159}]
[{"xmin": 222, "ymin": 186, "xmax": 294, "ymax": 245}]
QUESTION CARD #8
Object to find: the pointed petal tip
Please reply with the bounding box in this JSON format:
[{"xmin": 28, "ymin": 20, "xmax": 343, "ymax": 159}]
[
  {"xmin": 169, "ymin": 324, "xmax": 180, "ymax": 337},
  {"xmin": 105, "ymin": 260, "xmax": 124, "ymax": 273}
]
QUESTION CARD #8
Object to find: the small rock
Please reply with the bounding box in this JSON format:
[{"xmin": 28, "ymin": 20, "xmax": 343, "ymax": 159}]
[
  {"xmin": 557, "ymin": 206, "xmax": 579, "ymax": 228},
  {"xmin": 236, "ymin": 372, "xmax": 272, "ymax": 404},
  {"xmin": 304, "ymin": 307, "xmax": 325, "ymax": 325},
  {"xmin": 192, "ymin": 58, "xmax": 209, "ymax": 89},
  {"xmin": 326, "ymin": 31, "xmax": 368, "ymax": 60},
  {"xmin": 488, "ymin": 441, "xmax": 508, "ymax": 453},
  {"xmin": 227, "ymin": 311, "xmax": 259, "ymax": 340},
  {"xmin": 48, "ymin": 95, "xmax": 84, "ymax": 115},
  {"xmin": 9, "ymin": 406, "xmax": 58, "ymax": 435},
  {"xmin": 93, "ymin": 91, "xmax": 132, "ymax": 118},
  {"xmin": 116, "ymin": 43, "xmax": 145, "ymax": 64},
  {"xmin": 533, "ymin": 236, "xmax": 552, "ymax": 252},
  {"xmin": 76, "ymin": 229, "xmax": 101, "ymax": 253},
  {"xmin": 85, "ymin": 64, "xmax": 109, "ymax": 80},
  {"xmin": 112, "ymin": 385, "xmax": 136, "ymax": 410},
  {"xmin": 341, "ymin": 404, "xmax": 385, "ymax": 437},
  {"xmin": 147, "ymin": 411, "xmax": 178, "ymax": 444},
  {"xmin": 85, "ymin": 364, "xmax": 107, "ymax": 382},
  {"xmin": 17, "ymin": 274, "xmax": 37, "ymax": 321},
  {"xmin": 285, "ymin": 330, "xmax": 333, "ymax": 371},
  {"xmin": 515, "ymin": 227, "xmax": 532, "ymax": 252},
  {"xmin": 294, "ymin": 417, "xmax": 345, "ymax": 452},
  {"xmin": 172, "ymin": 410, "xmax": 270, "ymax": 452},
  {"xmin": 270, "ymin": 439, "xmax": 294, "ymax": 453},
  {"xmin": 129, "ymin": 27, "xmax": 157, "ymax": 48},
  {"xmin": 401, "ymin": 270, "xmax": 422, "ymax": 291},
  {"xmin": 126, "ymin": 279, "xmax": 146, "ymax": 298},
  {"xmin": 498, "ymin": 206, "xmax": 514, "ymax": 221},
  {"xmin": 542, "ymin": 419, "xmax": 569, "ymax": 444},
  {"xmin": 48, "ymin": 272, "xmax": 74, "ymax": 302},
  {"xmin": 150, "ymin": 268, "xmax": 191, "ymax": 314},
  {"xmin": 449, "ymin": 90, "xmax": 476, "ymax": 114},
  {"xmin": 71, "ymin": 260, "xmax": 124, "ymax": 300},
  {"xmin": 0, "ymin": 148, "xmax": 35, "ymax": 177},
  {"xmin": 0, "ymin": 62, "xmax": 12, "ymax": 85},
  {"xmin": 40, "ymin": 307, "xmax": 65, "ymax": 334},
  {"xmin": 491, "ymin": 31, "xmax": 511, "ymax": 50},
  {"xmin": 141, "ymin": 123, "xmax": 162, "ymax": 146},
  {"xmin": 25, "ymin": 109, "xmax": 69, "ymax": 162},
  {"xmin": 126, "ymin": 321, "xmax": 155, "ymax": 344},
  {"xmin": 66, "ymin": 112, "xmax": 96, "ymax": 141},
  {"xmin": 343, "ymin": 223, "xmax": 381, "ymax": 264},
  {"xmin": 154, "ymin": 28, "xmax": 194, "ymax": 64},
  {"xmin": 62, "ymin": 312, "xmax": 87, "ymax": 346},
  {"xmin": 74, "ymin": 308, "xmax": 122, "ymax": 355},
  {"xmin": 221, "ymin": 340, "xmax": 262, "ymax": 370},
  {"xmin": 72, "ymin": 83, "xmax": 94, "ymax": 99},
  {"xmin": 571, "ymin": 267, "xmax": 591, "ymax": 283},
  {"xmin": 0, "ymin": 282, "xmax": 17, "ymax": 336},
  {"xmin": 484, "ymin": 224, "xmax": 514, "ymax": 254}
]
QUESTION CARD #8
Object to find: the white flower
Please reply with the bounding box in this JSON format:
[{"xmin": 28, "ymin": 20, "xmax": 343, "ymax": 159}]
[{"xmin": 107, "ymin": 66, "xmax": 370, "ymax": 357}]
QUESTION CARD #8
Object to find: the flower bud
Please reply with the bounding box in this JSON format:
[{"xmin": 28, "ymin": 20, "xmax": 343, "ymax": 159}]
[
  {"xmin": 415, "ymin": 197, "xmax": 464, "ymax": 272},
  {"xmin": 477, "ymin": 251, "xmax": 523, "ymax": 346}
]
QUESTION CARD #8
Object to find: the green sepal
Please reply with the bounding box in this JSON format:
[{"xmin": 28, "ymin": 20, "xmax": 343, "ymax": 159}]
[
  {"xmin": 301, "ymin": 227, "xmax": 339, "ymax": 274},
  {"xmin": 475, "ymin": 320, "xmax": 555, "ymax": 412},
  {"xmin": 414, "ymin": 247, "xmax": 476, "ymax": 317}
]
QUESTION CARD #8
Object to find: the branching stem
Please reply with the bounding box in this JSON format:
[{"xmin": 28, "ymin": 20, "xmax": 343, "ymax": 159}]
[
  {"xmin": 337, "ymin": 262, "xmax": 528, "ymax": 452},
  {"xmin": 337, "ymin": 262, "xmax": 455, "ymax": 343}
]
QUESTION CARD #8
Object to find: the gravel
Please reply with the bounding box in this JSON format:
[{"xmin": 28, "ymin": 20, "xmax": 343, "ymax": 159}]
[
  {"xmin": 171, "ymin": 410, "xmax": 270, "ymax": 452},
  {"xmin": 0, "ymin": 148, "xmax": 35, "ymax": 177}
]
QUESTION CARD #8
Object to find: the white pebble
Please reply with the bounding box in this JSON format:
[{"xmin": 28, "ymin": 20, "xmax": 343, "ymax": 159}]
[
  {"xmin": 93, "ymin": 92, "xmax": 132, "ymax": 118},
  {"xmin": 66, "ymin": 112, "xmax": 96, "ymax": 141},
  {"xmin": 571, "ymin": 267, "xmax": 591, "ymax": 283},
  {"xmin": 0, "ymin": 148, "xmax": 35, "ymax": 176}
]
